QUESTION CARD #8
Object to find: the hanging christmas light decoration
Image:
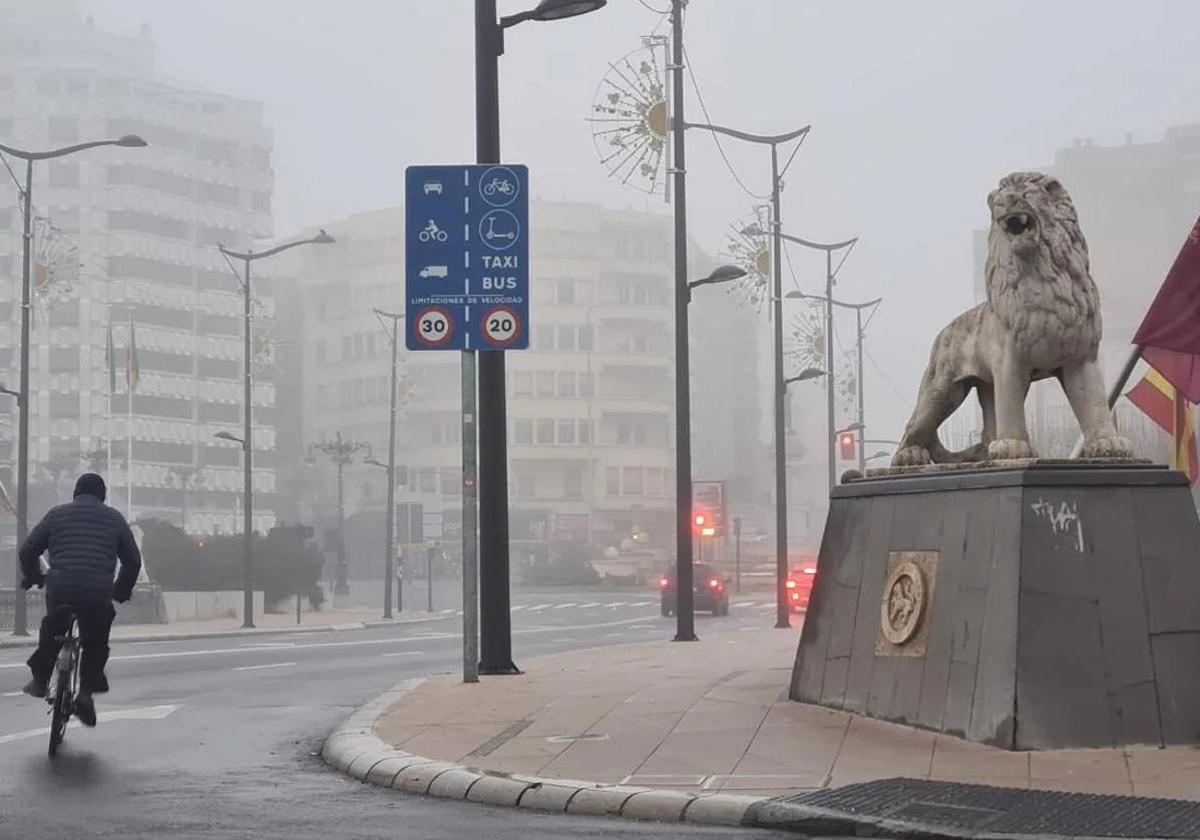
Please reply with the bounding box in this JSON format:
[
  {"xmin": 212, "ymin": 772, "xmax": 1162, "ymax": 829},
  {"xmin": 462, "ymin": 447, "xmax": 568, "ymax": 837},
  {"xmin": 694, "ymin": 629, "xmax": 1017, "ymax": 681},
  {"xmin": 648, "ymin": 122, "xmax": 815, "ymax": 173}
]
[
  {"xmin": 588, "ymin": 36, "xmax": 670, "ymax": 199},
  {"xmin": 720, "ymin": 205, "xmax": 772, "ymax": 311}
]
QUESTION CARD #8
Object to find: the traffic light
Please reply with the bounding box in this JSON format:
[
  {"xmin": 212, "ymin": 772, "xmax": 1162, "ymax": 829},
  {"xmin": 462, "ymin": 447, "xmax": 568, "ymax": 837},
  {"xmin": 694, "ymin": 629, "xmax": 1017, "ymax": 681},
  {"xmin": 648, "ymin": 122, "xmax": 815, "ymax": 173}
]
[
  {"xmin": 839, "ymin": 432, "xmax": 856, "ymax": 460},
  {"xmin": 693, "ymin": 511, "xmax": 716, "ymax": 537}
]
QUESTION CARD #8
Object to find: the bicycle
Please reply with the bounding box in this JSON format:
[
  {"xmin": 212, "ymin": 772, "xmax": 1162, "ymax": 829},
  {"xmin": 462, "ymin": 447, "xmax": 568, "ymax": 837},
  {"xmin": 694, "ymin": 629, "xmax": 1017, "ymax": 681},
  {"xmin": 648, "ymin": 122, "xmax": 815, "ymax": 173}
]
[{"xmin": 46, "ymin": 612, "xmax": 81, "ymax": 757}]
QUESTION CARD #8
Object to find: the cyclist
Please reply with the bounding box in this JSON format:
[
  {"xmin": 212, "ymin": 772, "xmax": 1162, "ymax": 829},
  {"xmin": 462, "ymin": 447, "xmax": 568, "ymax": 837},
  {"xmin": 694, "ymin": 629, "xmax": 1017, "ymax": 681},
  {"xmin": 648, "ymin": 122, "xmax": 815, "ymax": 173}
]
[{"xmin": 19, "ymin": 473, "xmax": 142, "ymax": 727}]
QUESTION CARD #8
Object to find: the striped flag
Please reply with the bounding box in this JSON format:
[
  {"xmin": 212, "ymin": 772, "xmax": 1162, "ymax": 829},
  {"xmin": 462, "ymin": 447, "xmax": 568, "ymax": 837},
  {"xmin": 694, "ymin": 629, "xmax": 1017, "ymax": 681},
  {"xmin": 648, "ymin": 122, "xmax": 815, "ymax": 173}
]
[
  {"xmin": 1132, "ymin": 216, "xmax": 1200, "ymax": 400},
  {"xmin": 1126, "ymin": 365, "xmax": 1199, "ymax": 485},
  {"xmin": 126, "ymin": 314, "xmax": 140, "ymax": 393},
  {"xmin": 106, "ymin": 318, "xmax": 116, "ymax": 394}
]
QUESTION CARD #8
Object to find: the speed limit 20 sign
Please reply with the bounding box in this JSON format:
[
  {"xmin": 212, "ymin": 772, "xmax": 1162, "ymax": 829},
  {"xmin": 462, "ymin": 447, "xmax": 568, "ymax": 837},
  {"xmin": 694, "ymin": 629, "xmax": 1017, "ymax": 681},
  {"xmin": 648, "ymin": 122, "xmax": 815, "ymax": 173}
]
[{"xmin": 480, "ymin": 306, "xmax": 521, "ymax": 347}]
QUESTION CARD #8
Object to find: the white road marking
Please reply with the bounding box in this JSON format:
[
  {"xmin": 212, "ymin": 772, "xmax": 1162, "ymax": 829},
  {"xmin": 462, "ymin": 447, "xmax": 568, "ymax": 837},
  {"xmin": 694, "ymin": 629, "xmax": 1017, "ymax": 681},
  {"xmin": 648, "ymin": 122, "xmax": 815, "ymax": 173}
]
[
  {"xmin": 0, "ymin": 704, "xmax": 179, "ymax": 746},
  {"xmin": 526, "ymin": 605, "xmax": 550, "ymax": 612},
  {"xmin": 578, "ymin": 602, "xmax": 601, "ymax": 608},
  {"xmin": 383, "ymin": 651, "xmax": 423, "ymax": 658},
  {"xmin": 509, "ymin": 605, "xmax": 528, "ymax": 611},
  {"xmin": 332, "ymin": 622, "xmax": 366, "ymax": 631},
  {"xmin": 552, "ymin": 603, "xmax": 576, "ymax": 610},
  {"xmin": 0, "ymin": 615, "xmax": 662, "ymax": 671},
  {"xmin": 439, "ymin": 609, "xmax": 456, "ymax": 614},
  {"xmin": 631, "ymin": 601, "xmax": 654, "ymax": 607},
  {"xmin": 607, "ymin": 602, "xmax": 627, "ymax": 608},
  {"xmin": 232, "ymin": 662, "xmax": 295, "ymax": 672},
  {"xmin": 1, "ymin": 691, "xmax": 24, "ymax": 697},
  {"xmin": 604, "ymin": 632, "xmax": 625, "ymax": 638}
]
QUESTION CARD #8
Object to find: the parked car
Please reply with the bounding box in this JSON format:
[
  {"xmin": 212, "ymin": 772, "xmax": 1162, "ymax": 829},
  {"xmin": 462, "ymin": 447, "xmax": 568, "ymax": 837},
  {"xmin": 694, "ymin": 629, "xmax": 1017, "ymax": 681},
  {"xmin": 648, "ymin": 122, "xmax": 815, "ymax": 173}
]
[
  {"xmin": 785, "ymin": 557, "xmax": 819, "ymax": 612},
  {"xmin": 660, "ymin": 563, "xmax": 730, "ymax": 617}
]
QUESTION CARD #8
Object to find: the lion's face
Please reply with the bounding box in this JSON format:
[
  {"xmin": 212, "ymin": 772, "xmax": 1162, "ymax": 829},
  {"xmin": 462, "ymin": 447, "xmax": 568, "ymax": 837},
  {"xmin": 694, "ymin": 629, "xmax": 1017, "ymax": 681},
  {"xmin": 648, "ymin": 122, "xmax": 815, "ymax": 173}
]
[{"xmin": 986, "ymin": 172, "xmax": 1076, "ymax": 263}]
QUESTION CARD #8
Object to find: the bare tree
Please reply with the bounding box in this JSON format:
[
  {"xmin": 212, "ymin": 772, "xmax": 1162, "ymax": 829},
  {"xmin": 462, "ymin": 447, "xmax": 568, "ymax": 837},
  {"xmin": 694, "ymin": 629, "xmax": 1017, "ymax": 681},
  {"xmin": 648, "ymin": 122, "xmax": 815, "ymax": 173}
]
[{"xmin": 165, "ymin": 464, "xmax": 204, "ymax": 532}]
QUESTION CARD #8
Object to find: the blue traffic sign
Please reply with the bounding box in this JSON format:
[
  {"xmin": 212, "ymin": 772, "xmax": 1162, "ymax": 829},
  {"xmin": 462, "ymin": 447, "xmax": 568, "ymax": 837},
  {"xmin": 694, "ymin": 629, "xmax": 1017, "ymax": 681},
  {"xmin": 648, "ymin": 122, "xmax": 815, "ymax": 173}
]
[{"xmin": 405, "ymin": 164, "xmax": 530, "ymax": 351}]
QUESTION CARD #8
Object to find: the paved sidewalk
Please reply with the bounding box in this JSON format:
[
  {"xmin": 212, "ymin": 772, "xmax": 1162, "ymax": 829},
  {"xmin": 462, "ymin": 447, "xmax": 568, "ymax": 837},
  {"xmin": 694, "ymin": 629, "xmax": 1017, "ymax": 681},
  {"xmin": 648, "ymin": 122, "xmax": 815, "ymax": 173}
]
[
  {"xmin": 0, "ymin": 607, "xmax": 443, "ymax": 648},
  {"xmin": 372, "ymin": 626, "xmax": 1200, "ymax": 801}
]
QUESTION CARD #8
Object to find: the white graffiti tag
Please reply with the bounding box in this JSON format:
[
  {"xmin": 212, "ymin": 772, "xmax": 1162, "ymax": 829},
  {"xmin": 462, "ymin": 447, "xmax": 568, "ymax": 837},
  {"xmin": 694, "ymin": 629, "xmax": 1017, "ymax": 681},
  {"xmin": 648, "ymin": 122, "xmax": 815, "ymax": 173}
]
[{"xmin": 1030, "ymin": 498, "xmax": 1085, "ymax": 553}]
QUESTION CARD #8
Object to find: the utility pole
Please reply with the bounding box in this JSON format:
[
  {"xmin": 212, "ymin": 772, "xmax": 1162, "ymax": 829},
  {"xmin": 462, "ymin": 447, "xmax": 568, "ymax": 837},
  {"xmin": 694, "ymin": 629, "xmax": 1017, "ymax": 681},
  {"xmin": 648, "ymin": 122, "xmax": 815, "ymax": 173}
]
[
  {"xmin": 374, "ymin": 308, "xmax": 404, "ymax": 619},
  {"xmin": 669, "ymin": 0, "xmax": 697, "ymax": 642},
  {"xmin": 475, "ymin": 0, "xmax": 516, "ymax": 675}
]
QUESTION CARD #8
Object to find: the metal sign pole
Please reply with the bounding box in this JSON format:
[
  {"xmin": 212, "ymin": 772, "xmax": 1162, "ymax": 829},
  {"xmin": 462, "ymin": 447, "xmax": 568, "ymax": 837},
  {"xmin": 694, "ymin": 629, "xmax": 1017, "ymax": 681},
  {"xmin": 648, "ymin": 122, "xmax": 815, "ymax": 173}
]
[{"xmin": 462, "ymin": 350, "xmax": 479, "ymax": 683}]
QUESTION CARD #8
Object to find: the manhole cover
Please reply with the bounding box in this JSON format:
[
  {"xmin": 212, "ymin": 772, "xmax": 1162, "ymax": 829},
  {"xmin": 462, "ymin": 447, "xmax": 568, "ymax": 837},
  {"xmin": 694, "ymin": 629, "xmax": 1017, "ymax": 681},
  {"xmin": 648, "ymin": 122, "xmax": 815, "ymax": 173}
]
[{"xmin": 756, "ymin": 778, "xmax": 1200, "ymax": 838}]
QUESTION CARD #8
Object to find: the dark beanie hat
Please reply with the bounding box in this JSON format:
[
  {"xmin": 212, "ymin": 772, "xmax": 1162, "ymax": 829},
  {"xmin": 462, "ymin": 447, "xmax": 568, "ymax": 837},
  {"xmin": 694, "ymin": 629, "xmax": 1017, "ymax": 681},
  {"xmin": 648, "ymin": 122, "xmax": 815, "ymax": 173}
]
[{"xmin": 73, "ymin": 473, "xmax": 107, "ymax": 502}]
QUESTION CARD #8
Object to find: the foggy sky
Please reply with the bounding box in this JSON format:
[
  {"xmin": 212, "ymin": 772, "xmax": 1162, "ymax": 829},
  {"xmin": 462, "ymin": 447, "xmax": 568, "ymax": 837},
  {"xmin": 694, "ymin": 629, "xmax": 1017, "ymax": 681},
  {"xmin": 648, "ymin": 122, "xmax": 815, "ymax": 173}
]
[{"xmin": 84, "ymin": 0, "xmax": 1200, "ymax": 438}]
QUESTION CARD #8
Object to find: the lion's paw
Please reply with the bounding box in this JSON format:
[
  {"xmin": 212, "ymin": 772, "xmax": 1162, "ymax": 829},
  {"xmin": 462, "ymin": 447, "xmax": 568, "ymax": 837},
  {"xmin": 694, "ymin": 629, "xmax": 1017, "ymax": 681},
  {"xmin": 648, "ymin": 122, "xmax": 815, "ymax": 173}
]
[
  {"xmin": 1081, "ymin": 435, "xmax": 1134, "ymax": 459},
  {"xmin": 988, "ymin": 438, "xmax": 1036, "ymax": 461},
  {"xmin": 891, "ymin": 446, "xmax": 931, "ymax": 466}
]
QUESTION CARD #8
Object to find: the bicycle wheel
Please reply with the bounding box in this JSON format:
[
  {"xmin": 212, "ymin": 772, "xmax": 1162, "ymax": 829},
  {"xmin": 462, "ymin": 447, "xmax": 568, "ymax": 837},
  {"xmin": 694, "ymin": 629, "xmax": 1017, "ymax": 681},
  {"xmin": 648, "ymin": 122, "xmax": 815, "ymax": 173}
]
[{"xmin": 48, "ymin": 665, "xmax": 69, "ymax": 757}]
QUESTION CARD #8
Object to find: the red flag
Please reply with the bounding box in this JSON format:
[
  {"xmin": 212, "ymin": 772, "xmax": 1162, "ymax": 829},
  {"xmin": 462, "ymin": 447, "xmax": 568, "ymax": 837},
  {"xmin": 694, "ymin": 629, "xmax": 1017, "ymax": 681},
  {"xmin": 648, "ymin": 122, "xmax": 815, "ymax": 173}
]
[
  {"xmin": 1132, "ymin": 216, "xmax": 1200, "ymax": 401},
  {"xmin": 1127, "ymin": 365, "xmax": 1199, "ymax": 485}
]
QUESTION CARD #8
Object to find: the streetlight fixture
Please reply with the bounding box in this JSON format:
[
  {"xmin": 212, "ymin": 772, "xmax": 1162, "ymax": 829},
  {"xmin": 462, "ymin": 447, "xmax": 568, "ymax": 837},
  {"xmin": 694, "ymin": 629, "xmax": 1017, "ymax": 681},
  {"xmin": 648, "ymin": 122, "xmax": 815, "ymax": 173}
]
[
  {"xmin": 865, "ymin": 450, "xmax": 892, "ymax": 463},
  {"xmin": 218, "ymin": 229, "xmax": 334, "ymax": 629},
  {"xmin": 309, "ymin": 432, "xmax": 371, "ymax": 601},
  {"xmin": 686, "ymin": 264, "xmax": 746, "ymax": 299},
  {"xmin": 835, "ymin": 421, "xmax": 865, "ymax": 437},
  {"xmin": 0, "ymin": 134, "xmax": 148, "ymax": 636},
  {"xmin": 501, "ymin": 0, "xmax": 606, "ymax": 26},
  {"xmin": 784, "ymin": 368, "xmax": 826, "ymax": 387},
  {"xmin": 476, "ymin": 0, "xmax": 605, "ymax": 677}
]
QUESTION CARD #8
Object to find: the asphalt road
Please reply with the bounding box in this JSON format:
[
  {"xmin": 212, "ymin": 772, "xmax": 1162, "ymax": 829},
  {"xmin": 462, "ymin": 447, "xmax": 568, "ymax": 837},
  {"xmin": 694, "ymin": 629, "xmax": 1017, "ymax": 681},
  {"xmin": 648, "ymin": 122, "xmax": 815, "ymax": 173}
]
[{"xmin": 0, "ymin": 590, "xmax": 802, "ymax": 840}]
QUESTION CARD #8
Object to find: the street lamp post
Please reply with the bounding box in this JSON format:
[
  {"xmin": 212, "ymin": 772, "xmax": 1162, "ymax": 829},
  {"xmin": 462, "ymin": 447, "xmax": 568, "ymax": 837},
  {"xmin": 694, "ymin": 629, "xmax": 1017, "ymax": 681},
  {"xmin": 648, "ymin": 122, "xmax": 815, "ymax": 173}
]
[
  {"xmin": 372, "ymin": 308, "xmax": 404, "ymax": 619},
  {"xmin": 309, "ymin": 432, "xmax": 371, "ymax": 601},
  {"xmin": 785, "ymin": 281, "xmax": 877, "ymax": 481},
  {"xmin": 678, "ymin": 264, "xmax": 747, "ymax": 636},
  {"xmin": 690, "ymin": 121, "xmax": 808, "ymax": 631},
  {"xmin": 218, "ymin": 229, "xmax": 333, "ymax": 629},
  {"xmin": 0, "ymin": 134, "xmax": 147, "ymax": 636},
  {"xmin": 475, "ymin": 0, "xmax": 606, "ymax": 676},
  {"xmin": 365, "ymin": 453, "xmax": 401, "ymax": 615}
]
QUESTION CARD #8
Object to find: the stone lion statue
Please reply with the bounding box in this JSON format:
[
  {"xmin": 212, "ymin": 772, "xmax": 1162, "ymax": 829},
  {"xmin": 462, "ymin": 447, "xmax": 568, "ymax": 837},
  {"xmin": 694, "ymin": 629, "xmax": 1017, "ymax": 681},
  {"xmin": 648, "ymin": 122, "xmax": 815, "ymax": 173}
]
[{"xmin": 893, "ymin": 171, "xmax": 1132, "ymax": 465}]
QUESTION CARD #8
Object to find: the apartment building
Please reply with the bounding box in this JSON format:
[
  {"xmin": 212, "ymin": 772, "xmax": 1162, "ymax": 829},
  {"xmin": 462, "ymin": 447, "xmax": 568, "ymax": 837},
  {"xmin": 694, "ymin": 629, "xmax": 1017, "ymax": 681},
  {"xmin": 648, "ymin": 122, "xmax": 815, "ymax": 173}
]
[
  {"xmin": 0, "ymin": 0, "xmax": 277, "ymax": 532},
  {"xmin": 283, "ymin": 201, "xmax": 691, "ymax": 581}
]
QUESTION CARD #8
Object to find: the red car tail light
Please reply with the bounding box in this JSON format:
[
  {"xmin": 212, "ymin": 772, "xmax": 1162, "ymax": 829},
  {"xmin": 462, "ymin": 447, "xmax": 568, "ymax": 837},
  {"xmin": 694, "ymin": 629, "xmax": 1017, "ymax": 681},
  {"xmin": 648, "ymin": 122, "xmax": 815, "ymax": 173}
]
[
  {"xmin": 802, "ymin": 567, "xmax": 817, "ymax": 575},
  {"xmin": 785, "ymin": 579, "xmax": 797, "ymax": 589},
  {"xmin": 708, "ymin": 577, "xmax": 721, "ymax": 589},
  {"xmin": 659, "ymin": 576, "xmax": 670, "ymax": 589}
]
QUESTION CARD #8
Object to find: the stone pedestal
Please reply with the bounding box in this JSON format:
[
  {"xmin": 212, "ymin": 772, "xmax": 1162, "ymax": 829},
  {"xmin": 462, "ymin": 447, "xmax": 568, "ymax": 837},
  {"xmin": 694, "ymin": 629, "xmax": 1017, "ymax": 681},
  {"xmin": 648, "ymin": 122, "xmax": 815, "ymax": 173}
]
[{"xmin": 790, "ymin": 462, "xmax": 1200, "ymax": 750}]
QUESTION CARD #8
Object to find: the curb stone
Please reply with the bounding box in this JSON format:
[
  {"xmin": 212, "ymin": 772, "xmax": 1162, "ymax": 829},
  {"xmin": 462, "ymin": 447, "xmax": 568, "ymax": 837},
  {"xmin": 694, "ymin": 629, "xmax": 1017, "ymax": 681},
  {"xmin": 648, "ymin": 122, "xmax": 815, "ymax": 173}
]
[
  {"xmin": 0, "ymin": 613, "xmax": 445, "ymax": 649},
  {"xmin": 321, "ymin": 677, "xmax": 769, "ymax": 829}
]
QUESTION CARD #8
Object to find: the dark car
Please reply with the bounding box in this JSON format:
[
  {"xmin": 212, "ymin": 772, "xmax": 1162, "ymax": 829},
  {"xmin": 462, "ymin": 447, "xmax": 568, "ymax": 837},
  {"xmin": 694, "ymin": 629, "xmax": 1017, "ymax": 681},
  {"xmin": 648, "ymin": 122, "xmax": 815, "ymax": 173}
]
[{"xmin": 659, "ymin": 563, "xmax": 730, "ymax": 617}]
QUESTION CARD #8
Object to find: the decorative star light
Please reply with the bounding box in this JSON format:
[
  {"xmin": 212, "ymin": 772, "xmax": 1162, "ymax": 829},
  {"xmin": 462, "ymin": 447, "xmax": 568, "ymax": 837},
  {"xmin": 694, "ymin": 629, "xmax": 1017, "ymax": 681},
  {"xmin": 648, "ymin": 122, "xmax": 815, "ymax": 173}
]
[{"xmin": 589, "ymin": 36, "xmax": 669, "ymax": 198}]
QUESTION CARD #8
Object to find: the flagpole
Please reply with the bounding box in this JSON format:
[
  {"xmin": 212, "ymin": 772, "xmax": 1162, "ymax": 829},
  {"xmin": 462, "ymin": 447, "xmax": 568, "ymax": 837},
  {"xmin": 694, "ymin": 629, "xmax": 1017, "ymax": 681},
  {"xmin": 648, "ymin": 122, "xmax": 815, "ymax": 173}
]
[
  {"xmin": 107, "ymin": 312, "xmax": 113, "ymax": 489},
  {"xmin": 127, "ymin": 313, "xmax": 134, "ymax": 517},
  {"xmin": 1069, "ymin": 346, "xmax": 1143, "ymax": 458}
]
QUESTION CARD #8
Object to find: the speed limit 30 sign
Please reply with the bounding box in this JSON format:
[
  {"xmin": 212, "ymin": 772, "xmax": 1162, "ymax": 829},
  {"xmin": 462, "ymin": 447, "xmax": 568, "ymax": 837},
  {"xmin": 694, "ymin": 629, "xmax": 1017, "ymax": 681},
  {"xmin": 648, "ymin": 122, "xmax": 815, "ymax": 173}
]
[{"xmin": 413, "ymin": 307, "xmax": 454, "ymax": 348}]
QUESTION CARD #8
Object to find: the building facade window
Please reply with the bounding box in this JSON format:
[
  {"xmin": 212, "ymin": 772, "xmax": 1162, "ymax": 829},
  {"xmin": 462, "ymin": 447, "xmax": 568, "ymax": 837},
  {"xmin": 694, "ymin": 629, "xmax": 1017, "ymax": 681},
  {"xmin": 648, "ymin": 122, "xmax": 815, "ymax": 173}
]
[
  {"xmin": 557, "ymin": 372, "xmax": 575, "ymax": 397},
  {"xmin": 557, "ymin": 419, "xmax": 576, "ymax": 444},
  {"xmin": 514, "ymin": 418, "xmax": 532, "ymax": 444},
  {"xmin": 535, "ymin": 371, "xmax": 555, "ymax": 397},
  {"xmin": 513, "ymin": 371, "xmax": 533, "ymax": 397},
  {"xmin": 605, "ymin": 467, "xmax": 619, "ymax": 496},
  {"xmin": 622, "ymin": 467, "xmax": 643, "ymax": 496},
  {"xmin": 536, "ymin": 418, "xmax": 554, "ymax": 444}
]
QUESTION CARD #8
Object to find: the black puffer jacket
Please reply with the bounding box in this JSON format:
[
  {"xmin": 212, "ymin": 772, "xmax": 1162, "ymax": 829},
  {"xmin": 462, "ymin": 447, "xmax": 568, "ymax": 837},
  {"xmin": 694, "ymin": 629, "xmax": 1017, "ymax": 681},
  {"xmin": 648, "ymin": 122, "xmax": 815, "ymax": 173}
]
[{"xmin": 19, "ymin": 494, "xmax": 142, "ymax": 605}]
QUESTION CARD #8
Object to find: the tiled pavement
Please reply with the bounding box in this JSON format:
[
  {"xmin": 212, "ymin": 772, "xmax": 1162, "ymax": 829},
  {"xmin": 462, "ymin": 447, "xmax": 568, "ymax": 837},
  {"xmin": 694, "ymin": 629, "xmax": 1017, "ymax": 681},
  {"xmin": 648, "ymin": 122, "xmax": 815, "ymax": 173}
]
[{"xmin": 373, "ymin": 625, "xmax": 1200, "ymax": 800}]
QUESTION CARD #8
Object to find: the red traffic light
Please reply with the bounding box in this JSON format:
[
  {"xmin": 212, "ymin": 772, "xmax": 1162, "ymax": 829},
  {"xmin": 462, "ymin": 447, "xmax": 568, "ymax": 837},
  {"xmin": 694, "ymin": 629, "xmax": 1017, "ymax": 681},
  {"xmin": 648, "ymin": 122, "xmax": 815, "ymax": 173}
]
[
  {"xmin": 838, "ymin": 432, "xmax": 856, "ymax": 460},
  {"xmin": 693, "ymin": 512, "xmax": 707, "ymax": 528}
]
